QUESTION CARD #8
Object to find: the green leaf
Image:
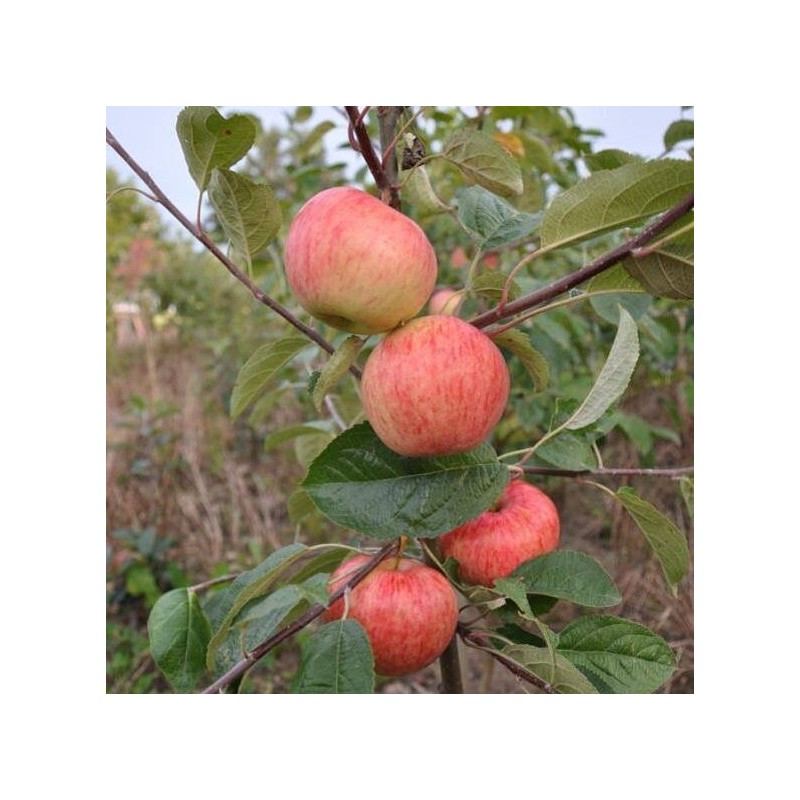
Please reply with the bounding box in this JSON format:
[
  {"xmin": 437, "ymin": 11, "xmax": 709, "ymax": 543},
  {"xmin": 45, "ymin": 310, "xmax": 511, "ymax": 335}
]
[
  {"xmin": 518, "ymin": 132, "xmax": 557, "ymax": 174},
  {"xmin": 490, "ymin": 329, "xmax": 549, "ymax": 392},
  {"xmin": 440, "ymin": 129, "xmax": 523, "ymax": 197},
  {"xmin": 456, "ymin": 186, "xmax": 540, "ymax": 249},
  {"xmin": 311, "ymin": 335, "xmax": 364, "ymax": 412},
  {"xmin": 615, "ymin": 411, "xmax": 681, "ymax": 456},
  {"xmin": 288, "ymin": 545, "xmax": 353, "ymax": 588},
  {"xmin": 534, "ymin": 432, "xmax": 596, "ymax": 470},
  {"xmin": 583, "ymin": 149, "xmax": 644, "ymax": 172},
  {"xmin": 663, "ymin": 119, "xmax": 694, "ymax": 150},
  {"xmin": 588, "ymin": 263, "xmax": 648, "ymax": 295},
  {"xmin": 493, "ymin": 577, "xmax": 535, "ymax": 618},
  {"xmin": 587, "ymin": 263, "xmax": 652, "ymax": 323},
  {"xmin": 540, "ymin": 159, "xmax": 694, "ymax": 249},
  {"xmin": 624, "ymin": 220, "xmax": 694, "ymax": 300},
  {"xmin": 176, "ymin": 107, "xmax": 256, "ymax": 191},
  {"xmin": 302, "ymin": 421, "xmax": 509, "ymax": 539},
  {"xmin": 148, "ymin": 588, "xmax": 211, "ymax": 693},
  {"xmin": 564, "ymin": 306, "xmax": 640, "ymax": 430},
  {"xmin": 206, "ymin": 543, "xmax": 309, "ymax": 669},
  {"xmin": 293, "ymin": 620, "xmax": 375, "ymax": 693},
  {"xmin": 624, "ymin": 250, "xmax": 693, "ymax": 300},
  {"xmin": 211, "ymin": 584, "xmax": 307, "ymax": 677},
  {"xmin": 401, "ymin": 166, "xmax": 453, "ymax": 214},
  {"xmin": 124, "ymin": 563, "xmax": 160, "ymax": 607},
  {"xmin": 680, "ymin": 477, "xmax": 694, "ymax": 520},
  {"xmin": 471, "ymin": 272, "xmax": 522, "ymax": 304},
  {"xmin": 615, "ymin": 487, "xmax": 690, "ymax": 593},
  {"xmin": 557, "ymin": 616, "xmax": 676, "ymax": 693},
  {"xmin": 297, "ymin": 120, "xmax": 336, "ymax": 157},
  {"xmin": 294, "ymin": 431, "xmax": 335, "ymax": 471},
  {"xmin": 287, "ymin": 488, "xmax": 317, "ymax": 524},
  {"xmin": 263, "ymin": 422, "xmax": 332, "ymax": 452},
  {"xmin": 207, "ymin": 169, "xmax": 281, "ymax": 271},
  {"xmin": 502, "ymin": 643, "xmax": 598, "ymax": 694},
  {"xmin": 511, "ymin": 550, "xmax": 621, "ymax": 608},
  {"xmin": 230, "ymin": 337, "xmax": 308, "ymax": 420}
]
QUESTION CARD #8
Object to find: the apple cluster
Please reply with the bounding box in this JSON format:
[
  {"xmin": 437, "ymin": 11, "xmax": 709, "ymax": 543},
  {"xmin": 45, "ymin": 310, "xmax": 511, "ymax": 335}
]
[
  {"xmin": 285, "ymin": 187, "xmax": 560, "ymax": 677},
  {"xmin": 284, "ymin": 186, "xmax": 511, "ymax": 458}
]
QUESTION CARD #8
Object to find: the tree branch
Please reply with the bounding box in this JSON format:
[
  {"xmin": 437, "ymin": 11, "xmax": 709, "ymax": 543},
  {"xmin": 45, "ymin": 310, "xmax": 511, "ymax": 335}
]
[
  {"xmin": 202, "ymin": 538, "xmax": 402, "ymax": 694},
  {"xmin": 421, "ymin": 538, "xmax": 464, "ymax": 693},
  {"xmin": 469, "ymin": 192, "xmax": 695, "ymax": 330},
  {"xmin": 105, "ymin": 128, "xmax": 362, "ymax": 379},
  {"xmin": 344, "ymin": 107, "xmax": 392, "ymax": 201},
  {"xmin": 458, "ymin": 625, "xmax": 556, "ymax": 694},
  {"xmin": 377, "ymin": 106, "xmax": 403, "ymax": 209}
]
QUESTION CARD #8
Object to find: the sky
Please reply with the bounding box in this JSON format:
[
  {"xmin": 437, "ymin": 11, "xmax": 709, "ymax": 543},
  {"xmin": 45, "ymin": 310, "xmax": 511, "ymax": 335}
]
[{"xmin": 105, "ymin": 105, "xmax": 692, "ymax": 235}]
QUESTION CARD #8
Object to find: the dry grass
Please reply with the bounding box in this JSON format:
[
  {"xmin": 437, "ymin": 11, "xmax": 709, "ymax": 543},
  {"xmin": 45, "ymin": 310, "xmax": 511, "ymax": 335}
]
[{"xmin": 106, "ymin": 333, "xmax": 307, "ymax": 580}]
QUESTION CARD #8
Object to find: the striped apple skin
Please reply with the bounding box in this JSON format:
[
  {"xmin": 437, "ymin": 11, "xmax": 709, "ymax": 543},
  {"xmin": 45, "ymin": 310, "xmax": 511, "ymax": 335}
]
[
  {"xmin": 324, "ymin": 555, "xmax": 458, "ymax": 677},
  {"xmin": 439, "ymin": 480, "xmax": 560, "ymax": 587},
  {"xmin": 361, "ymin": 315, "xmax": 510, "ymax": 457}
]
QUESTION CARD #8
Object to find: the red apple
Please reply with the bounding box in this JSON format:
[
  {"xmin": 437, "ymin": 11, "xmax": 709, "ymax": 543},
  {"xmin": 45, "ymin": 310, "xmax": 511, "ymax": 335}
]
[
  {"xmin": 451, "ymin": 246, "xmax": 468, "ymax": 269},
  {"xmin": 284, "ymin": 187, "xmax": 437, "ymax": 334},
  {"xmin": 324, "ymin": 554, "xmax": 459, "ymax": 677},
  {"xmin": 439, "ymin": 479, "xmax": 560, "ymax": 586},
  {"xmin": 428, "ymin": 287, "xmax": 461, "ymax": 315},
  {"xmin": 483, "ymin": 251, "xmax": 501, "ymax": 270},
  {"xmin": 361, "ymin": 315, "xmax": 510, "ymax": 457}
]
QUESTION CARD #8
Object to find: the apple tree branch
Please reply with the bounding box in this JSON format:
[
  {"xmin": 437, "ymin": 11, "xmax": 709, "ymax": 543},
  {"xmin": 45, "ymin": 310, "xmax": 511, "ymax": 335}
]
[
  {"xmin": 105, "ymin": 128, "xmax": 362, "ymax": 379},
  {"xmin": 202, "ymin": 538, "xmax": 402, "ymax": 694}
]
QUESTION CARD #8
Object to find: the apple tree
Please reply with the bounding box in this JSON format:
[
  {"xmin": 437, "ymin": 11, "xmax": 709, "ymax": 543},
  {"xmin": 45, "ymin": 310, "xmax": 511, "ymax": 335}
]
[{"xmin": 106, "ymin": 106, "xmax": 694, "ymax": 694}]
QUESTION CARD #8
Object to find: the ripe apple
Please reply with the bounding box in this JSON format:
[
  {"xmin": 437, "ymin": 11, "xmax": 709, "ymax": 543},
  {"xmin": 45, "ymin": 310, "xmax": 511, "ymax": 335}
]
[
  {"xmin": 284, "ymin": 186, "xmax": 437, "ymax": 334},
  {"xmin": 451, "ymin": 246, "xmax": 468, "ymax": 269},
  {"xmin": 439, "ymin": 479, "xmax": 560, "ymax": 586},
  {"xmin": 483, "ymin": 251, "xmax": 501, "ymax": 270},
  {"xmin": 361, "ymin": 315, "xmax": 510, "ymax": 457},
  {"xmin": 324, "ymin": 554, "xmax": 459, "ymax": 677},
  {"xmin": 428, "ymin": 287, "xmax": 460, "ymax": 315}
]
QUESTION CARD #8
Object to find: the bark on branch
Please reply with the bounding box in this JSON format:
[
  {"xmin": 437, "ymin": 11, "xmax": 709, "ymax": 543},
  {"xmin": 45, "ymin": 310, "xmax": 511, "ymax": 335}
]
[
  {"xmin": 202, "ymin": 538, "xmax": 402, "ymax": 694},
  {"xmin": 470, "ymin": 192, "xmax": 695, "ymax": 330}
]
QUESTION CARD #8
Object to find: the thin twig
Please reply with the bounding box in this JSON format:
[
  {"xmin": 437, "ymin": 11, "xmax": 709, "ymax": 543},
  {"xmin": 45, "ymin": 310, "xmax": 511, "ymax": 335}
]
[
  {"xmin": 458, "ymin": 625, "xmax": 556, "ymax": 694},
  {"xmin": 105, "ymin": 128, "xmax": 362, "ymax": 379},
  {"xmin": 202, "ymin": 538, "xmax": 402, "ymax": 693},
  {"xmin": 189, "ymin": 573, "xmax": 238, "ymax": 593},
  {"xmin": 344, "ymin": 107, "xmax": 391, "ymax": 197},
  {"xmin": 521, "ymin": 465, "xmax": 694, "ymax": 478},
  {"xmin": 469, "ymin": 192, "xmax": 695, "ymax": 330}
]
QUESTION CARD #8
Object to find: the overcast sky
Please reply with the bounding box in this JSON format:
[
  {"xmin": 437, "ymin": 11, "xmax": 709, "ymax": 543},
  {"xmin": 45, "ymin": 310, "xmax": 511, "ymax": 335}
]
[{"xmin": 106, "ymin": 105, "xmax": 691, "ymax": 234}]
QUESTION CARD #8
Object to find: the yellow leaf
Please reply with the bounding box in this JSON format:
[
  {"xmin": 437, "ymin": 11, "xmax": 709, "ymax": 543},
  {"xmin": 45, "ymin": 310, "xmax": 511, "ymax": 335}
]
[{"xmin": 493, "ymin": 132, "xmax": 525, "ymax": 159}]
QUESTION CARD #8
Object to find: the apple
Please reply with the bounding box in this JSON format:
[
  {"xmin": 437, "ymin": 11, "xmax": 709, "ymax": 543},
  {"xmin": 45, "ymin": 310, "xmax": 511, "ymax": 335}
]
[
  {"xmin": 428, "ymin": 287, "xmax": 461, "ymax": 315},
  {"xmin": 284, "ymin": 186, "xmax": 438, "ymax": 334},
  {"xmin": 482, "ymin": 251, "xmax": 501, "ymax": 270},
  {"xmin": 361, "ymin": 315, "xmax": 510, "ymax": 457},
  {"xmin": 450, "ymin": 246, "xmax": 468, "ymax": 269},
  {"xmin": 324, "ymin": 554, "xmax": 459, "ymax": 677},
  {"xmin": 439, "ymin": 479, "xmax": 560, "ymax": 586}
]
